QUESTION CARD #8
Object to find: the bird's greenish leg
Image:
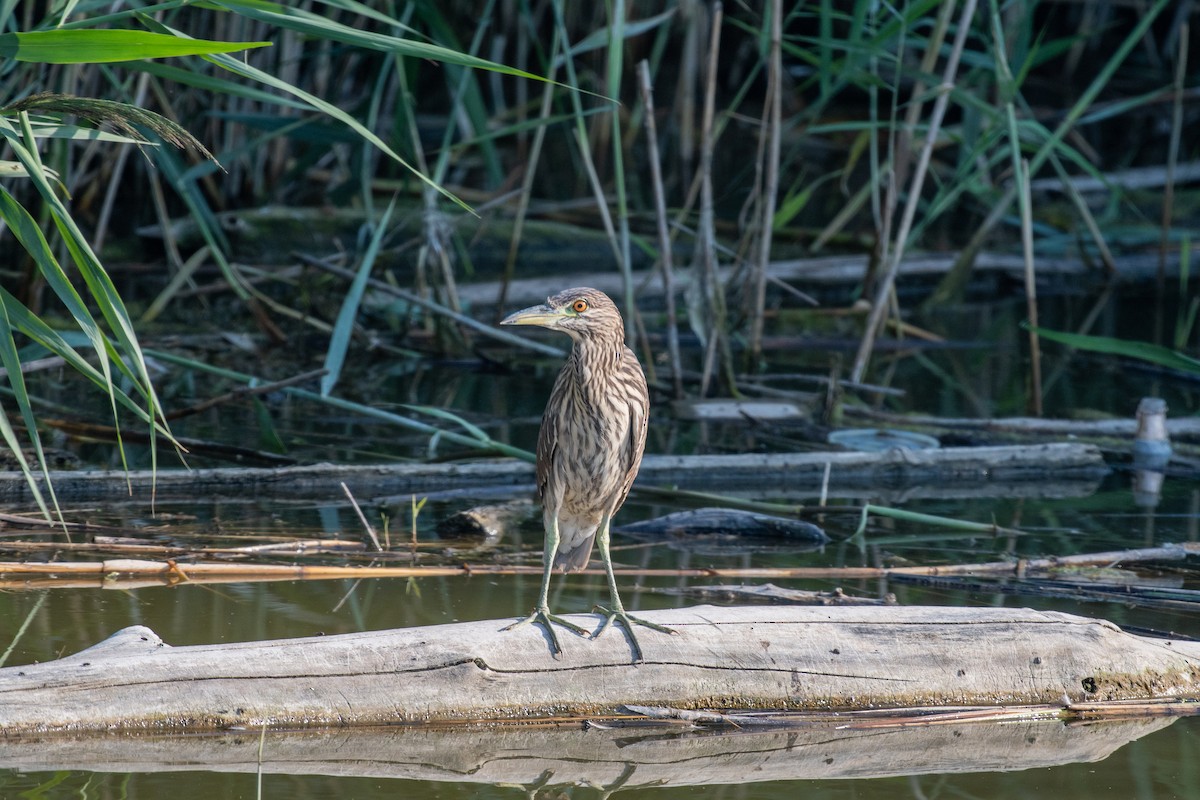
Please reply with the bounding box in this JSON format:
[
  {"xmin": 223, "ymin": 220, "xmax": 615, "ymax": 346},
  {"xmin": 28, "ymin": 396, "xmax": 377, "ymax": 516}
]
[
  {"xmin": 502, "ymin": 514, "xmax": 590, "ymax": 657},
  {"xmin": 592, "ymin": 514, "xmax": 676, "ymax": 662}
]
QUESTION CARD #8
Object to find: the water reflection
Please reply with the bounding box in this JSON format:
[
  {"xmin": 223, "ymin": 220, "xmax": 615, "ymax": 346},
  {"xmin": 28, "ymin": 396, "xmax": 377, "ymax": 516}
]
[{"xmin": 0, "ymin": 716, "xmax": 1196, "ymax": 798}]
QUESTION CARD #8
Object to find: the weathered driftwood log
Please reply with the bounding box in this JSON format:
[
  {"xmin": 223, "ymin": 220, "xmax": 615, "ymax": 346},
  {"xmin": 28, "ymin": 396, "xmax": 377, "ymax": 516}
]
[
  {"xmin": 0, "ymin": 714, "xmax": 1179, "ymax": 787},
  {"xmin": 139, "ymin": 205, "xmax": 652, "ymax": 277},
  {"xmin": 452, "ymin": 250, "xmax": 1187, "ymax": 309},
  {"xmin": 0, "ymin": 443, "xmax": 1107, "ymax": 503},
  {"xmin": 1, "ymin": 605, "xmax": 1196, "ymax": 735},
  {"xmin": 847, "ymin": 408, "xmax": 1200, "ymax": 445}
]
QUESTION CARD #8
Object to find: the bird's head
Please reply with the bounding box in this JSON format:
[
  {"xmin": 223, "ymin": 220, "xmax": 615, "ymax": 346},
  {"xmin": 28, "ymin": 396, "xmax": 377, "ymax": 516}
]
[{"xmin": 500, "ymin": 287, "xmax": 624, "ymax": 344}]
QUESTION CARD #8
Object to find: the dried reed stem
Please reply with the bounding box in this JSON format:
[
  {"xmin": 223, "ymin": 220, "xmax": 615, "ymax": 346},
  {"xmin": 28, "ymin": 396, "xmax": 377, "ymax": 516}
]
[
  {"xmin": 637, "ymin": 60, "xmax": 684, "ymax": 400},
  {"xmin": 1159, "ymin": 20, "xmax": 1188, "ymax": 343},
  {"xmin": 165, "ymin": 368, "xmax": 327, "ymax": 420},
  {"xmin": 302, "ymin": 255, "xmax": 564, "ymax": 357},
  {"xmin": 850, "ymin": 0, "xmax": 980, "ymax": 383},
  {"xmin": 1019, "ymin": 159, "xmax": 1043, "ymax": 416},
  {"xmin": 749, "ymin": 0, "xmax": 783, "ymax": 364},
  {"xmin": 342, "ymin": 481, "xmax": 382, "ymax": 551},
  {"xmin": 5, "ymin": 541, "xmax": 1196, "ymax": 587},
  {"xmin": 695, "ymin": 1, "xmax": 725, "ymax": 397},
  {"xmin": 498, "ymin": 32, "xmax": 561, "ymax": 315}
]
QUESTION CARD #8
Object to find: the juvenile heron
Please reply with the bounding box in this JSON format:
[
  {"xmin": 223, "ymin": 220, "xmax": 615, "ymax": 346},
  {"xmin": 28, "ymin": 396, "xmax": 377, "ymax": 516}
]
[{"xmin": 500, "ymin": 287, "xmax": 674, "ymax": 661}]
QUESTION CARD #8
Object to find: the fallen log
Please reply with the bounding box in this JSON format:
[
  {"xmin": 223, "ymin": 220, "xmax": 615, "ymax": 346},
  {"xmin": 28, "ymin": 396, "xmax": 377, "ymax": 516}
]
[
  {"xmin": 453, "ymin": 251, "xmax": 1187, "ymax": 309},
  {"xmin": 0, "ymin": 443, "xmax": 1107, "ymax": 503},
  {"xmin": 1, "ymin": 605, "xmax": 1197, "ymax": 735},
  {"xmin": 846, "ymin": 408, "xmax": 1200, "ymax": 445}
]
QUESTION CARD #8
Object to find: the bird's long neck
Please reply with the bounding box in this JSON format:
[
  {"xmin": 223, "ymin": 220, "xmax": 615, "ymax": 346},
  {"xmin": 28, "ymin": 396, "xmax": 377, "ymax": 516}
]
[{"xmin": 566, "ymin": 330, "xmax": 625, "ymax": 390}]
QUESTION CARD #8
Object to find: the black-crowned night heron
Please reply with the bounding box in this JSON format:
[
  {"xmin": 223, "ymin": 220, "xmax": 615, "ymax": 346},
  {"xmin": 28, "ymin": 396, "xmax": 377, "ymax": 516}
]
[{"xmin": 500, "ymin": 287, "xmax": 674, "ymax": 661}]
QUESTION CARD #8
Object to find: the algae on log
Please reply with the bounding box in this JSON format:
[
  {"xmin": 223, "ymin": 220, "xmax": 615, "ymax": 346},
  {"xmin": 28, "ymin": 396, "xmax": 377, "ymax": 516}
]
[{"xmin": 0, "ymin": 605, "xmax": 1197, "ymax": 735}]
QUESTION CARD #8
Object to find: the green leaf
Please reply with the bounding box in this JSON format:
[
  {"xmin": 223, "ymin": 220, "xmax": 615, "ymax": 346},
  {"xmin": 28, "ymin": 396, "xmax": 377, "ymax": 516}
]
[
  {"xmin": 0, "ymin": 286, "xmax": 168, "ymax": 432},
  {"xmin": 0, "ymin": 157, "xmax": 59, "ymax": 181},
  {"xmin": 147, "ymin": 349, "xmax": 535, "ymax": 462},
  {"xmin": 209, "ymin": 0, "xmax": 545, "ymax": 81},
  {"xmin": 0, "ymin": 29, "xmax": 269, "ymax": 64},
  {"xmin": 0, "ymin": 299, "xmax": 57, "ymax": 522},
  {"xmin": 322, "ymin": 195, "xmax": 398, "ymax": 396},
  {"xmin": 563, "ymin": 7, "xmax": 676, "ymax": 61},
  {"xmin": 1027, "ymin": 324, "xmax": 1200, "ymax": 375},
  {"xmin": 402, "ymin": 404, "xmax": 491, "ymax": 442},
  {"xmin": 138, "ymin": 16, "xmax": 472, "ymax": 213},
  {"xmin": 3, "ymin": 113, "xmax": 176, "ymax": 481},
  {"xmin": 858, "ymin": 503, "xmax": 1017, "ymax": 535},
  {"xmin": 251, "ymin": 396, "xmax": 287, "ymax": 454},
  {"xmin": 131, "ymin": 61, "xmax": 313, "ymax": 112},
  {"xmin": 20, "ymin": 119, "xmax": 152, "ymax": 146},
  {"xmin": 2, "ymin": 94, "xmax": 212, "ymax": 157}
]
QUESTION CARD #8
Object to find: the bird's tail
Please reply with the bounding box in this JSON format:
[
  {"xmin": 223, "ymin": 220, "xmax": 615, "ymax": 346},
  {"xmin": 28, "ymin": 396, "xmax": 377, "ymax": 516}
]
[
  {"xmin": 548, "ymin": 510, "xmax": 600, "ymax": 573},
  {"xmin": 552, "ymin": 534, "xmax": 595, "ymax": 572}
]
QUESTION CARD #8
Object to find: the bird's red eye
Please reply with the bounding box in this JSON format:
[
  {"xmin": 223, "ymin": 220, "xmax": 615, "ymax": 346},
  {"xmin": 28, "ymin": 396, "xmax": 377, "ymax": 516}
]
[{"xmin": 572, "ymin": 299, "xmax": 589, "ymax": 313}]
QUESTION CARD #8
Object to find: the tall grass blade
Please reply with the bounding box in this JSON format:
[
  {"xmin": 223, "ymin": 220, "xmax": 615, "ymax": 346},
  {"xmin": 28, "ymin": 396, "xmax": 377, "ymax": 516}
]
[
  {"xmin": 0, "ymin": 317, "xmax": 55, "ymax": 522},
  {"xmin": 605, "ymin": 0, "xmax": 636, "ymax": 344},
  {"xmin": 146, "ymin": 349, "xmax": 536, "ymax": 462},
  {"xmin": 213, "ymin": 0, "xmax": 551, "ymax": 82},
  {"xmin": 566, "ymin": 7, "xmax": 676, "ymax": 59},
  {"xmin": 4, "ymin": 112, "xmax": 175, "ymax": 487},
  {"xmin": 416, "ymin": 0, "xmax": 503, "ymax": 188},
  {"xmin": 145, "ymin": 139, "xmax": 235, "ymax": 270},
  {"xmin": 856, "ymin": 503, "xmax": 1022, "ymax": 538},
  {"xmin": 139, "ymin": 16, "xmax": 471, "ymax": 213},
  {"xmin": 321, "ymin": 196, "xmax": 397, "ymax": 396},
  {"xmin": 0, "ymin": 289, "xmax": 172, "ymax": 432},
  {"xmin": 1177, "ymin": 238, "xmax": 1197, "ymax": 349},
  {"xmin": 1027, "ymin": 325, "xmax": 1200, "ymax": 376},
  {"xmin": 0, "ymin": 28, "xmax": 269, "ymax": 63},
  {"xmin": 0, "ymin": 592, "xmax": 47, "ymax": 668},
  {"xmin": 1023, "ymin": 0, "xmax": 1172, "ymax": 179},
  {"xmin": 849, "ymin": 0, "xmax": 979, "ymax": 383}
]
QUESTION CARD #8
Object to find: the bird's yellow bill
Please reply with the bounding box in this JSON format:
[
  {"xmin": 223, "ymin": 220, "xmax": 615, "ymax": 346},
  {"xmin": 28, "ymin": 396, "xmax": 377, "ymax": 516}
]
[{"xmin": 500, "ymin": 304, "xmax": 564, "ymax": 326}]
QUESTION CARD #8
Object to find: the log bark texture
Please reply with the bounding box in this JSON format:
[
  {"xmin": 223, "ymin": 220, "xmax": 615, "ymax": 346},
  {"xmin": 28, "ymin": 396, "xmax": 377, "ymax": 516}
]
[{"xmin": 0, "ymin": 605, "xmax": 1196, "ymax": 735}]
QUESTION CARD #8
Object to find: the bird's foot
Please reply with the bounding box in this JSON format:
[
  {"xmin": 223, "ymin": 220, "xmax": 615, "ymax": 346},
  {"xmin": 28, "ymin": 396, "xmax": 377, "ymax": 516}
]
[
  {"xmin": 502, "ymin": 607, "xmax": 591, "ymax": 659},
  {"xmin": 592, "ymin": 605, "xmax": 677, "ymax": 663}
]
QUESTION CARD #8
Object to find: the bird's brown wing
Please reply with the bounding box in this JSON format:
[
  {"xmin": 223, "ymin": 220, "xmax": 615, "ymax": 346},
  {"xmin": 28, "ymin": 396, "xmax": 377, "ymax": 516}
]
[
  {"xmin": 535, "ymin": 406, "xmax": 555, "ymax": 504},
  {"xmin": 535, "ymin": 365, "xmax": 572, "ymax": 504},
  {"xmin": 613, "ymin": 347, "xmax": 650, "ymax": 511}
]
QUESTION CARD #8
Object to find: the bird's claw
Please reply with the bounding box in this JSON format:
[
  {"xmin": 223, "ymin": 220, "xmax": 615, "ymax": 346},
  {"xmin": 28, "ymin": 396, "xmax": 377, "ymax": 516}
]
[
  {"xmin": 503, "ymin": 607, "xmax": 591, "ymax": 658},
  {"xmin": 592, "ymin": 605, "xmax": 677, "ymax": 663}
]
